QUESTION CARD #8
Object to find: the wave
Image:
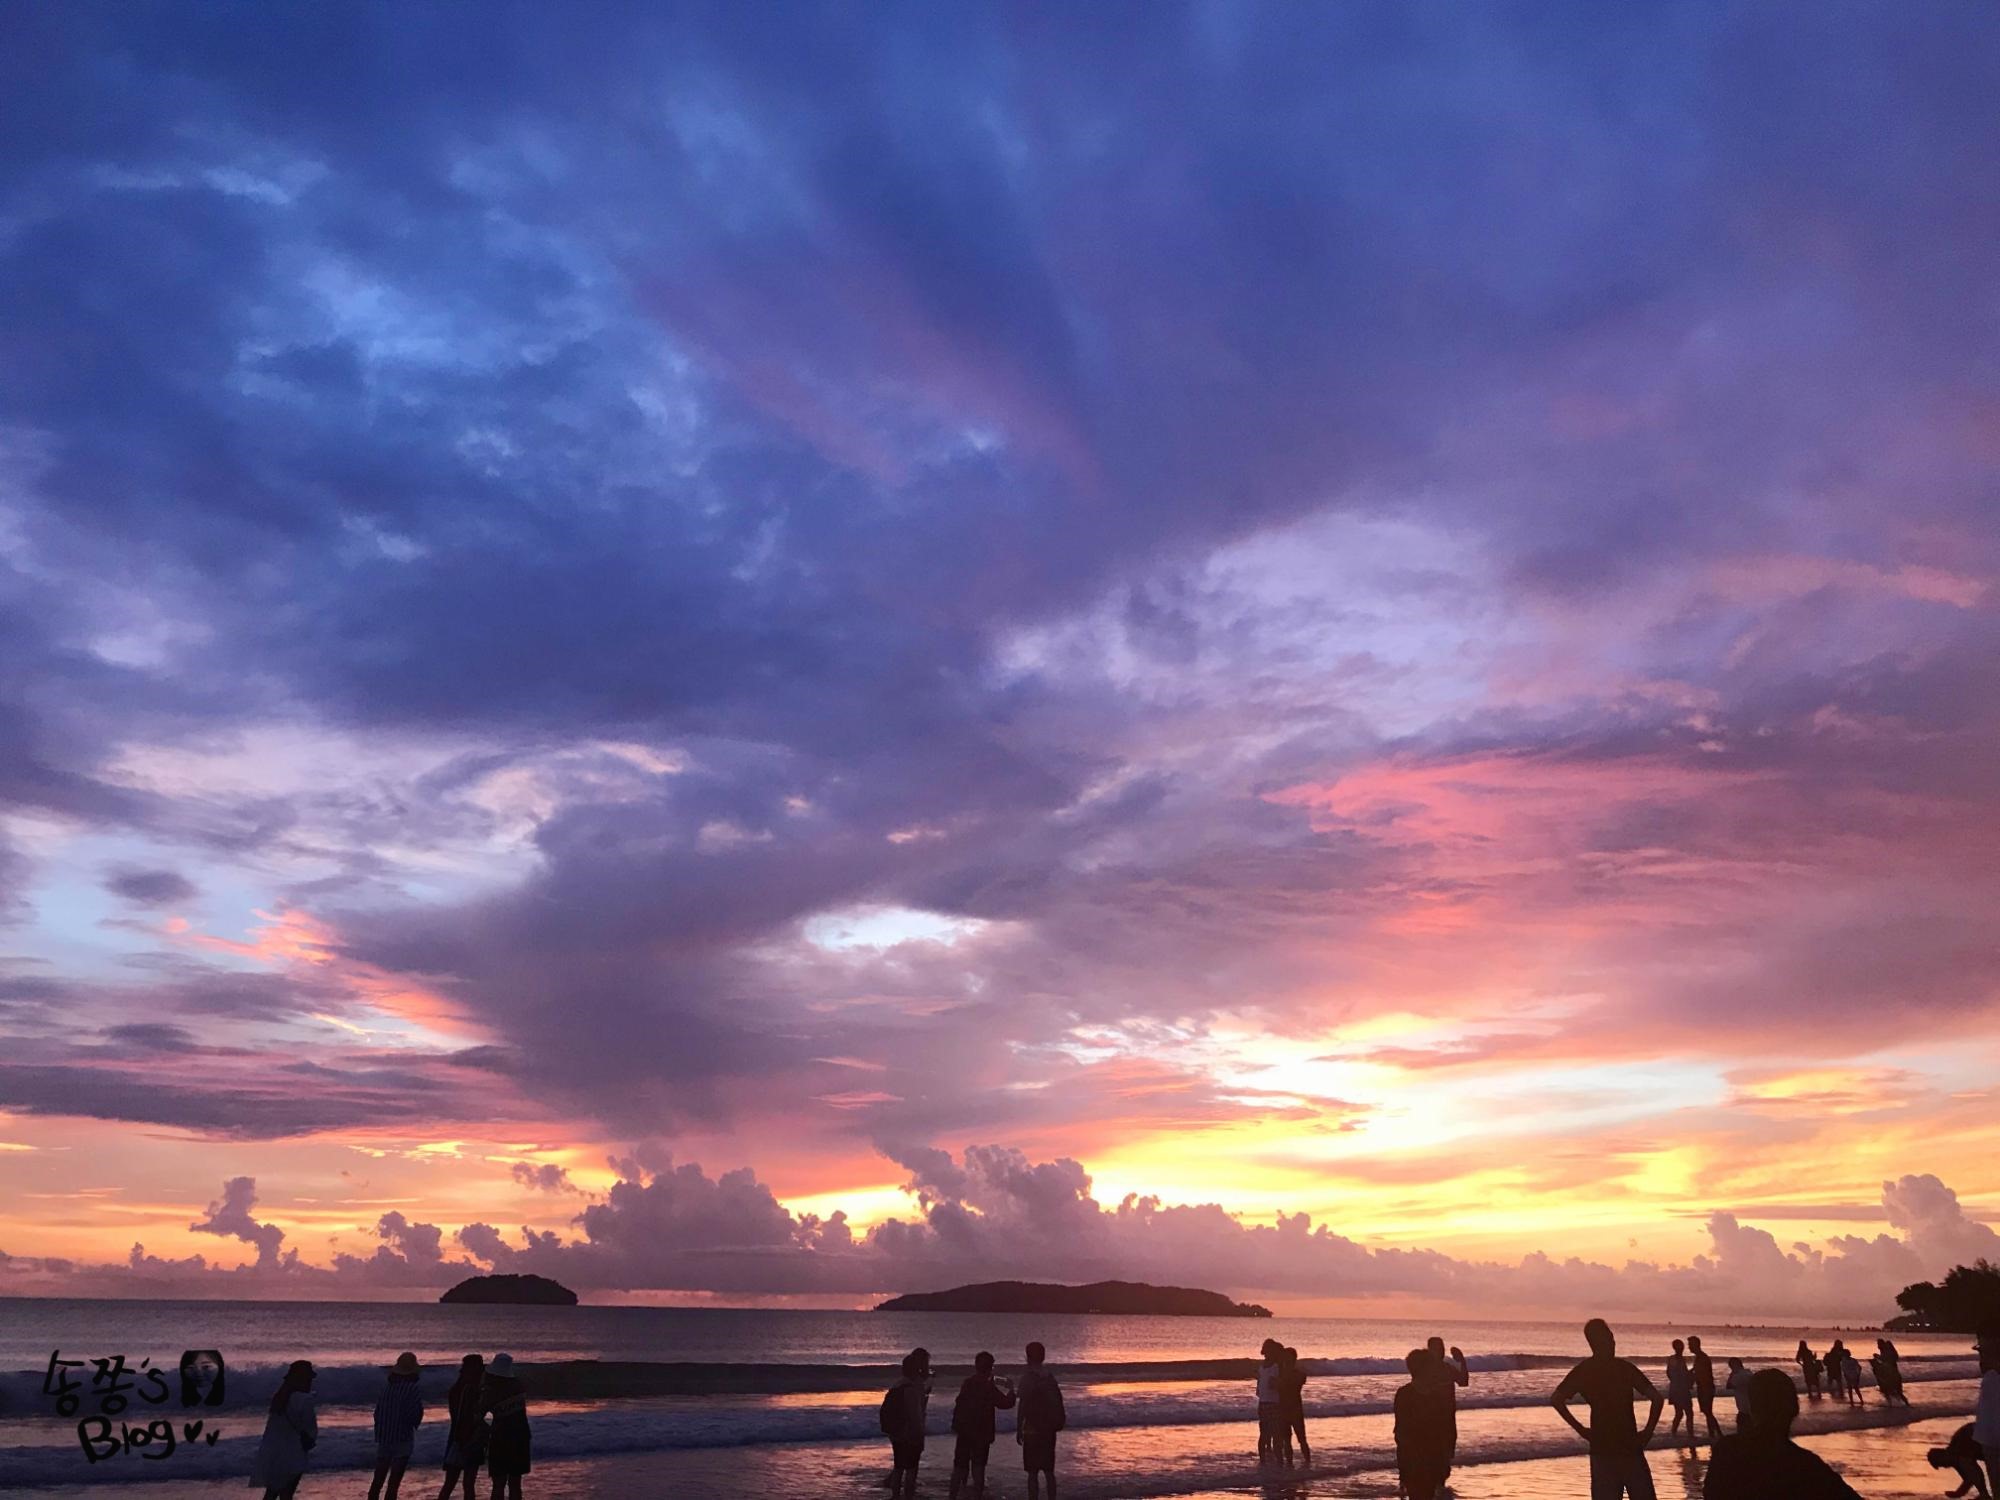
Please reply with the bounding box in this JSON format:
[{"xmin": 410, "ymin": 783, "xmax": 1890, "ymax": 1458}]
[
  {"xmin": 0, "ymin": 1379, "xmax": 1972, "ymax": 1490},
  {"xmin": 13, "ymin": 1347, "xmax": 1964, "ymax": 1413}
]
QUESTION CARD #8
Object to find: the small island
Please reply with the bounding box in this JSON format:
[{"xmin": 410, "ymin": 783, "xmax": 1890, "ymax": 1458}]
[
  {"xmin": 876, "ymin": 1279, "xmax": 1271, "ymax": 1318},
  {"xmin": 439, "ymin": 1273, "xmax": 579, "ymax": 1306}
]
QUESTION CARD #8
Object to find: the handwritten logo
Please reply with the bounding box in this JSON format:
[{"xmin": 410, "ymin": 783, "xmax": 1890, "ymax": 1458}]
[{"xmin": 43, "ymin": 1349, "xmax": 227, "ymax": 1463}]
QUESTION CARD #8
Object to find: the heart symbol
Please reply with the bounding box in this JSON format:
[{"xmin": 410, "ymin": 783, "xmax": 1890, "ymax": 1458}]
[{"xmin": 182, "ymin": 1420, "xmax": 205, "ymax": 1441}]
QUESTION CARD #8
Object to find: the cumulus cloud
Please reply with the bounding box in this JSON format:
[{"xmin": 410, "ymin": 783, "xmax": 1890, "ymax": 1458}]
[
  {"xmin": 5, "ymin": 1157, "xmax": 1985, "ymax": 1321},
  {"xmin": 188, "ymin": 1176, "xmax": 289, "ymax": 1269},
  {"xmin": 509, "ymin": 1161, "xmax": 577, "ymax": 1194},
  {"xmin": 0, "ymin": 3, "xmax": 1996, "ymax": 1267}
]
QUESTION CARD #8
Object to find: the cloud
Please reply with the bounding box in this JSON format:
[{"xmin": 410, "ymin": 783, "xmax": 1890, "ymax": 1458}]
[
  {"xmin": 188, "ymin": 1176, "xmax": 288, "ymax": 1268},
  {"xmin": 509, "ymin": 1161, "xmax": 576, "ymax": 1194},
  {"xmin": 0, "ymin": 3, "xmax": 1996, "ymax": 1267},
  {"xmin": 7, "ymin": 1154, "xmax": 1986, "ymax": 1321},
  {"xmin": 103, "ymin": 866, "xmax": 198, "ymax": 905}
]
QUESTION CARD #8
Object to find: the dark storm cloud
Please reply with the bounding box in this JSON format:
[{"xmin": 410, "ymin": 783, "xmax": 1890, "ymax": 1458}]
[
  {"xmin": 103, "ymin": 867, "xmax": 198, "ymax": 905},
  {"xmin": 0, "ymin": 2, "xmax": 1995, "ymax": 1144}
]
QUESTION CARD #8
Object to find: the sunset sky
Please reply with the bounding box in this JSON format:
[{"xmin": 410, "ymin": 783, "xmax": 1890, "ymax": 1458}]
[{"xmin": 2, "ymin": 4, "xmax": 1997, "ymax": 1316}]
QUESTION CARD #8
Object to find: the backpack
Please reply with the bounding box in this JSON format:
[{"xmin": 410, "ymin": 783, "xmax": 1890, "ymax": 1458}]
[
  {"xmin": 878, "ymin": 1387, "xmax": 900, "ymax": 1436},
  {"xmin": 1019, "ymin": 1372, "xmax": 1066, "ymax": 1432}
]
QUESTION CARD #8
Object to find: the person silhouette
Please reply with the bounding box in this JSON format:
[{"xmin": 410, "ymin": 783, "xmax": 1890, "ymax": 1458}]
[
  {"xmin": 1702, "ymin": 1368, "xmax": 1860, "ymax": 1499},
  {"xmin": 1255, "ymin": 1338, "xmax": 1283, "ymax": 1461},
  {"xmin": 1551, "ymin": 1318, "xmax": 1661, "ymax": 1500},
  {"xmin": 948, "ymin": 1350, "xmax": 1014, "ymax": 1500},
  {"xmin": 482, "ymin": 1353, "xmax": 531, "ymax": 1500},
  {"xmin": 1824, "ymin": 1340, "xmax": 1848, "ymax": 1401},
  {"xmin": 1795, "ymin": 1340, "xmax": 1821, "ymax": 1399},
  {"xmin": 368, "ymin": 1352, "xmax": 424, "ymax": 1500},
  {"xmin": 1016, "ymin": 1341, "xmax": 1066, "ymax": 1500},
  {"xmin": 1930, "ymin": 1423, "xmax": 1991, "ymax": 1498},
  {"xmin": 1665, "ymin": 1339, "xmax": 1695, "ymax": 1444},
  {"xmin": 1394, "ymin": 1348, "xmax": 1452, "ymax": 1500},
  {"xmin": 1688, "ymin": 1336, "xmax": 1721, "ymax": 1440},
  {"xmin": 439, "ymin": 1353, "xmax": 487, "ymax": 1500},
  {"xmin": 1975, "ymin": 1321, "xmax": 2000, "ymax": 1497},
  {"xmin": 1279, "ymin": 1345, "xmax": 1310, "ymax": 1467},
  {"xmin": 250, "ymin": 1361, "xmax": 317, "ymax": 1500},
  {"xmin": 882, "ymin": 1350, "xmax": 931, "ymax": 1491},
  {"xmin": 1426, "ymin": 1335, "xmax": 1468, "ymax": 1480},
  {"xmin": 1723, "ymin": 1357, "xmax": 1749, "ymax": 1431},
  {"xmin": 881, "ymin": 1349, "xmax": 931, "ymax": 1500}
]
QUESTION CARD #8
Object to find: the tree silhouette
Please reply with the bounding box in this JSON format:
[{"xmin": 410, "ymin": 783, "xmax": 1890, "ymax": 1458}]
[{"xmin": 1890, "ymin": 1260, "xmax": 2000, "ymax": 1331}]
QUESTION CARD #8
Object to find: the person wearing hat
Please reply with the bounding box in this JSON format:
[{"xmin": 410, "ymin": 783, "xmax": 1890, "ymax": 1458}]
[
  {"xmin": 483, "ymin": 1353, "xmax": 533, "ymax": 1500},
  {"xmin": 368, "ymin": 1351, "xmax": 425, "ymax": 1500},
  {"xmin": 250, "ymin": 1359, "xmax": 317, "ymax": 1499}
]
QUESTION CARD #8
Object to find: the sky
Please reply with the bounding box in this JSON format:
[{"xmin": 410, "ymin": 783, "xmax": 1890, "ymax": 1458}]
[{"xmin": 1, "ymin": 2, "xmax": 1997, "ymax": 1318}]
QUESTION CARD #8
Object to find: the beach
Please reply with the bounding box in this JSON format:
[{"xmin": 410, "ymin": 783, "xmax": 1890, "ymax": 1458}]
[{"xmin": 1, "ymin": 1300, "xmax": 1975, "ymax": 1497}]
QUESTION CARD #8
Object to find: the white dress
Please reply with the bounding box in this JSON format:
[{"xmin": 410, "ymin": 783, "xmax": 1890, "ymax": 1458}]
[{"xmin": 248, "ymin": 1391, "xmax": 317, "ymax": 1490}]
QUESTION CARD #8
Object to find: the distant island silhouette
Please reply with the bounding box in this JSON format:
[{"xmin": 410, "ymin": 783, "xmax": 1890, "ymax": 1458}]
[
  {"xmin": 439, "ymin": 1273, "xmax": 578, "ymax": 1306},
  {"xmin": 875, "ymin": 1279, "xmax": 1272, "ymax": 1317}
]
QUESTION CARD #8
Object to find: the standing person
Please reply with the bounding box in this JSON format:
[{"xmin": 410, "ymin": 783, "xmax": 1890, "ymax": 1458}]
[
  {"xmin": 482, "ymin": 1353, "xmax": 531, "ymax": 1500},
  {"xmin": 1873, "ymin": 1339, "xmax": 1907, "ymax": 1405},
  {"xmin": 1665, "ymin": 1340, "xmax": 1695, "ymax": 1444},
  {"xmin": 1823, "ymin": 1340, "xmax": 1847, "ymax": 1400},
  {"xmin": 882, "ymin": 1351, "xmax": 932, "ymax": 1492},
  {"xmin": 1426, "ymin": 1335, "xmax": 1469, "ymax": 1481},
  {"xmin": 1255, "ymin": 1338, "xmax": 1289, "ymax": 1463},
  {"xmin": 949, "ymin": 1351, "xmax": 1014, "ymax": 1500},
  {"xmin": 249, "ymin": 1360, "xmax": 318, "ymax": 1500},
  {"xmin": 880, "ymin": 1350, "xmax": 932, "ymax": 1500},
  {"xmin": 1703, "ymin": 1368, "xmax": 1860, "ymax": 1499},
  {"xmin": 1977, "ymin": 1321, "xmax": 2000, "ymax": 1498},
  {"xmin": 1688, "ymin": 1335, "xmax": 1722, "ymax": 1441},
  {"xmin": 1840, "ymin": 1347, "xmax": 1864, "ymax": 1405},
  {"xmin": 1723, "ymin": 1358, "xmax": 1749, "ymax": 1431},
  {"xmin": 1551, "ymin": 1318, "xmax": 1662, "ymax": 1500},
  {"xmin": 1016, "ymin": 1341, "xmax": 1066, "ymax": 1500},
  {"xmin": 369, "ymin": 1353, "xmax": 424, "ymax": 1500},
  {"xmin": 1395, "ymin": 1349, "xmax": 1451, "ymax": 1500},
  {"xmin": 1279, "ymin": 1346, "xmax": 1310, "ymax": 1467},
  {"xmin": 1796, "ymin": 1341, "xmax": 1821, "ymax": 1399},
  {"xmin": 439, "ymin": 1354, "xmax": 487, "ymax": 1500}
]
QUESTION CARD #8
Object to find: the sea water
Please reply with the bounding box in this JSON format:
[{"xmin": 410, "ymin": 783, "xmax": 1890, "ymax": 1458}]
[{"xmin": 0, "ymin": 1299, "xmax": 1975, "ymax": 1496}]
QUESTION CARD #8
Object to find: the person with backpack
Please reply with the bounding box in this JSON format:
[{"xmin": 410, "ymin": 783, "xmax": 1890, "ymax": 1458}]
[
  {"xmin": 880, "ymin": 1350, "xmax": 932, "ymax": 1500},
  {"xmin": 1015, "ymin": 1341, "xmax": 1066, "ymax": 1500},
  {"xmin": 949, "ymin": 1350, "xmax": 1016, "ymax": 1499}
]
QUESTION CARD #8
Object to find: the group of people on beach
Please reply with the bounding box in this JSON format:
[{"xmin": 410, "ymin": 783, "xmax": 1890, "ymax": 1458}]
[
  {"xmin": 249, "ymin": 1352, "xmax": 532, "ymax": 1500},
  {"xmin": 247, "ymin": 1316, "xmax": 1995, "ymax": 1498},
  {"xmin": 879, "ymin": 1342, "xmax": 1066, "ymax": 1500},
  {"xmin": 1791, "ymin": 1336, "xmax": 1909, "ymax": 1406},
  {"xmin": 1546, "ymin": 1318, "xmax": 1866, "ymax": 1500}
]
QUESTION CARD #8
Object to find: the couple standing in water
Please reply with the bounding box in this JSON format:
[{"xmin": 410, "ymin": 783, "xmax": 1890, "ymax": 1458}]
[
  {"xmin": 1255, "ymin": 1339, "xmax": 1312, "ymax": 1465},
  {"xmin": 1390, "ymin": 1335, "xmax": 1470, "ymax": 1498}
]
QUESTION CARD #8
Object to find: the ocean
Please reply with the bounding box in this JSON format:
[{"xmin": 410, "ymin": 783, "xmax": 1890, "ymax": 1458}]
[{"xmin": 0, "ymin": 1299, "xmax": 1977, "ymax": 1497}]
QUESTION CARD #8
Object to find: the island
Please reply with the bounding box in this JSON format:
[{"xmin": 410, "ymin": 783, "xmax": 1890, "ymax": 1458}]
[
  {"xmin": 876, "ymin": 1279, "xmax": 1271, "ymax": 1317},
  {"xmin": 439, "ymin": 1273, "xmax": 579, "ymax": 1306}
]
